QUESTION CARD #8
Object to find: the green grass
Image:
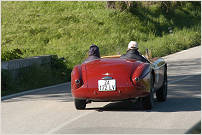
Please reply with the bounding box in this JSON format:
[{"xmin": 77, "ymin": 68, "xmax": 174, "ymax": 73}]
[{"xmin": 2, "ymin": 1, "xmax": 201, "ymax": 73}]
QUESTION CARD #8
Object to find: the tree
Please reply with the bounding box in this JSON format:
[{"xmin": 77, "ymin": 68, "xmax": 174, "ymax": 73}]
[
  {"xmin": 106, "ymin": 1, "xmax": 116, "ymax": 9},
  {"xmin": 106, "ymin": 1, "xmax": 136, "ymax": 11}
]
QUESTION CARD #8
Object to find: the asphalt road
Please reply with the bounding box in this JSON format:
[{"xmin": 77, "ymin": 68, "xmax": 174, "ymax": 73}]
[{"xmin": 2, "ymin": 46, "xmax": 201, "ymax": 134}]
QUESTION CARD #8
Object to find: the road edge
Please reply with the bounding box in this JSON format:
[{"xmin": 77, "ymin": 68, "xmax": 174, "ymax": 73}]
[
  {"xmin": 162, "ymin": 45, "xmax": 201, "ymax": 59},
  {"xmin": 1, "ymin": 82, "xmax": 70, "ymax": 101}
]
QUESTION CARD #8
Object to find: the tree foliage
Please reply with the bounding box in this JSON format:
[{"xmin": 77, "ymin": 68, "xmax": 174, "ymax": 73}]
[{"xmin": 106, "ymin": 1, "xmax": 200, "ymax": 14}]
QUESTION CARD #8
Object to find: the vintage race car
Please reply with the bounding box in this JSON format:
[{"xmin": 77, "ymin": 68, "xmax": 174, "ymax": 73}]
[{"xmin": 71, "ymin": 52, "xmax": 167, "ymax": 110}]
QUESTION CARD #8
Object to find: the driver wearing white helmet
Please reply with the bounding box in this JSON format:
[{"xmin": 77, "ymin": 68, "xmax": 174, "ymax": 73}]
[{"xmin": 120, "ymin": 41, "xmax": 149, "ymax": 63}]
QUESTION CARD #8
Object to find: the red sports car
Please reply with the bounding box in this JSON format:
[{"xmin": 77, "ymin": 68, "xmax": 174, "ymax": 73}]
[{"xmin": 71, "ymin": 55, "xmax": 167, "ymax": 110}]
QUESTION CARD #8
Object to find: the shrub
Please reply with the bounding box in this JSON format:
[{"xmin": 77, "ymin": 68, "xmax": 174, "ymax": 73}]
[{"xmin": 2, "ymin": 48, "xmax": 23, "ymax": 61}]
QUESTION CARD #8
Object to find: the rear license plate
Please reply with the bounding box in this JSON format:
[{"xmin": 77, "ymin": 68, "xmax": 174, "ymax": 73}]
[{"xmin": 98, "ymin": 79, "xmax": 116, "ymax": 91}]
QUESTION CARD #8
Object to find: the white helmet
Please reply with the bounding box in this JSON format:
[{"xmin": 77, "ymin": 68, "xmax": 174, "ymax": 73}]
[{"xmin": 128, "ymin": 41, "xmax": 138, "ymax": 50}]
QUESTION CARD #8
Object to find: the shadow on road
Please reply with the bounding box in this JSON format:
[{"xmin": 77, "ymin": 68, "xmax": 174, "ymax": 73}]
[
  {"xmin": 86, "ymin": 74, "xmax": 201, "ymax": 112},
  {"xmin": 3, "ymin": 83, "xmax": 73, "ymax": 102},
  {"xmin": 166, "ymin": 58, "xmax": 201, "ymax": 76}
]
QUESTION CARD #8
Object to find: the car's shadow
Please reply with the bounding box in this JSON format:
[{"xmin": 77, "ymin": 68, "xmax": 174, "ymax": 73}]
[
  {"xmin": 85, "ymin": 100, "xmax": 145, "ymax": 112},
  {"xmin": 85, "ymin": 73, "xmax": 201, "ymax": 112},
  {"xmin": 85, "ymin": 96, "xmax": 201, "ymax": 112}
]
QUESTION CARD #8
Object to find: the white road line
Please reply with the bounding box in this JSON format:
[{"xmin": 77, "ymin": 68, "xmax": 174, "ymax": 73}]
[
  {"xmin": 47, "ymin": 111, "xmax": 93, "ymax": 134},
  {"xmin": 1, "ymin": 82, "xmax": 69, "ymax": 101}
]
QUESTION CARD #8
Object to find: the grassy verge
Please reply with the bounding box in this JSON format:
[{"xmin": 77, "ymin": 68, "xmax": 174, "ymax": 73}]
[{"xmin": 138, "ymin": 25, "xmax": 201, "ymax": 57}]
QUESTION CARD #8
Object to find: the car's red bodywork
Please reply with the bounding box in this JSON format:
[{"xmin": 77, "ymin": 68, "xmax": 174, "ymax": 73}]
[
  {"xmin": 71, "ymin": 56, "xmax": 167, "ymax": 110},
  {"xmin": 71, "ymin": 58, "xmax": 153, "ymax": 101}
]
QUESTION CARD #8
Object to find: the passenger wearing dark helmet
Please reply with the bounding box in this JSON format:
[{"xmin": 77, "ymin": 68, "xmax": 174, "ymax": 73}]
[
  {"xmin": 83, "ymin": 44, "xmax": 100, "ymax": 63},
  {"xmin": 120, "ymin": 41, "xmax": 149, "ymax": 63}
]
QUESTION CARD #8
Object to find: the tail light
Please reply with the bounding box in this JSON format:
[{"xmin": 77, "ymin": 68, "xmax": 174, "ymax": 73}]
[
  {"xmin": 75, "ymin": 79, "xmax": 82, "ymax": 88},
  {"xmin": 71, "ymin": 65, "xmax": 83, "ymax": 90}
]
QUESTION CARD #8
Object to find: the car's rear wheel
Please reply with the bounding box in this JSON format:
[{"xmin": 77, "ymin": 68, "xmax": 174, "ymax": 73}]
[
  {"xmin": 74, "ymin": 99, "xmax": 86, "ymax": 110},
  {"xmin": 156, "ymin": 66, "xmax": 167, "ymax": 102},
  {"xmin": 142, "ymin": 74, "xmax": 154, "ymax": 110}
]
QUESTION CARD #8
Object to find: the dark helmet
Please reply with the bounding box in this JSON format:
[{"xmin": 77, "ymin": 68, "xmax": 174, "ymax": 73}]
[{"xmin": 88, "ymin": 44, "xmax": 100, "ymax": 58}]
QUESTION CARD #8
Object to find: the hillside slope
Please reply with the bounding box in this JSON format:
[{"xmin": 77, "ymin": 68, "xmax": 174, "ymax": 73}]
[{"xmin": 2, "ymin": 1, "xmax": 201, "ymax": 69}]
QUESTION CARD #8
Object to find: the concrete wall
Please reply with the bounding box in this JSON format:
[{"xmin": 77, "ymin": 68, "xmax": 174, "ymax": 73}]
[
  {"xmin": 1, "ymin": 55, "xmax": 53, "ymax": 80},
  {"xmin": 2, "ymin": 55, "xmax": 52, "ymax": 70}
]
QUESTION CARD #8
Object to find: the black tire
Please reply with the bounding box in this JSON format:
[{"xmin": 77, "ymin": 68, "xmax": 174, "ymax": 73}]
[
  {"xmin": 74, "ymin": 99, "xmax": 86, "ymax": 110},
  {"xmin": 142, "ymin": 74, "xmax": 154, "ymax": 110},
  {"xmin": 156, "ymin": 66, "xmax": 167, "ymax": 102}
]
